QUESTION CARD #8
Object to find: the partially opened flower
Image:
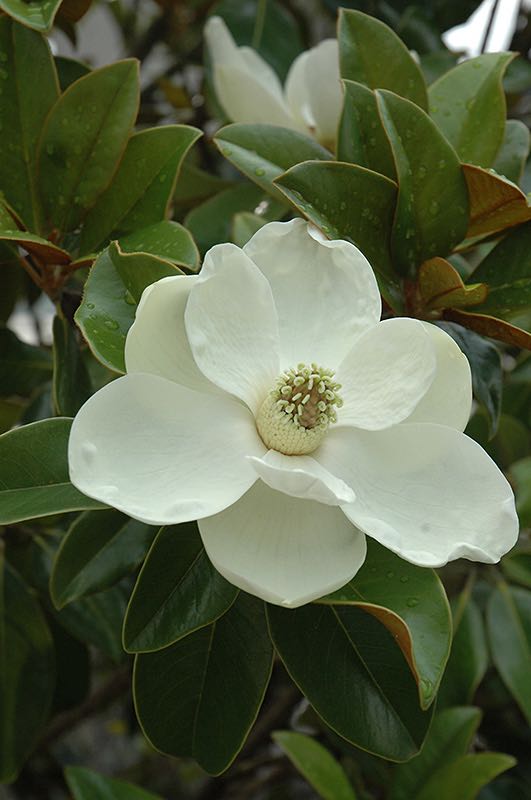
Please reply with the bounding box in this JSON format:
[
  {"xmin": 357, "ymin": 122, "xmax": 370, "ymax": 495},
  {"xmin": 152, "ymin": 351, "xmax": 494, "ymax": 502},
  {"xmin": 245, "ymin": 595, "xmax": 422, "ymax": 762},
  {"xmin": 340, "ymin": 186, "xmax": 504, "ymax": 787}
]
[
  {"xmin": 69, "ymin": 219, "xmax": 518, "ymax": 607},
  {"xmin": 204, "ymin": 15, "xmax": 342, "ymax": 148}
]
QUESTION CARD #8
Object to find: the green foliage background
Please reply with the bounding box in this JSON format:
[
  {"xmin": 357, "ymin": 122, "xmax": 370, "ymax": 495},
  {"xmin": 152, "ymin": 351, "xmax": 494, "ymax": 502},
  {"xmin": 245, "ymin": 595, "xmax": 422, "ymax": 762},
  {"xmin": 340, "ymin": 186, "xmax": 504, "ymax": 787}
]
[{"xmin": 1, "ymin": 0, "xmax": 531, "ymax": 798}]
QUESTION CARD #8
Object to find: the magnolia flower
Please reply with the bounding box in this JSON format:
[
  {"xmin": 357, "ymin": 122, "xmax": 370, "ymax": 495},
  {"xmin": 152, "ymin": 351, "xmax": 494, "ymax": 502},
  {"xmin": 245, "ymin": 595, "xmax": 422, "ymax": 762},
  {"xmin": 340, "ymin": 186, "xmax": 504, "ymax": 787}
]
[
  {"xmin": 204, "ymin": 15, "xmax": 342, "ymax": 147},
  {"xmin": 69, "ymin": 219, "xmax": 518, "ymax": 608}
]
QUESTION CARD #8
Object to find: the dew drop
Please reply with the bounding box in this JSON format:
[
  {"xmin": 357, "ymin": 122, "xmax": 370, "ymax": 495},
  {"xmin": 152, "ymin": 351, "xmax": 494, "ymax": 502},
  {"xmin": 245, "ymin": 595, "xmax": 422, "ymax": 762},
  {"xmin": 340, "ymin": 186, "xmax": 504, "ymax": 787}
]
[
  {"xmin": 85, "ymin": 302, "xmax": 95, "ymax": 309},
  {"xmin": 104, "ymin": 319, "xmax": 119, "ymax": 330},
  {"xmin": 400, "ymin": 575, "xmax": 409, "ymax": 583},
  {"xmin": 255, "ymin": 167, "xmax": 265, "ymax": 176},
  {"xmin": 386, "ymin": 570, "xmax": 395, "ymax": 579},
  {"xmin": 406, "ymin": 596, "xmax": 420, "ymax": 607}
]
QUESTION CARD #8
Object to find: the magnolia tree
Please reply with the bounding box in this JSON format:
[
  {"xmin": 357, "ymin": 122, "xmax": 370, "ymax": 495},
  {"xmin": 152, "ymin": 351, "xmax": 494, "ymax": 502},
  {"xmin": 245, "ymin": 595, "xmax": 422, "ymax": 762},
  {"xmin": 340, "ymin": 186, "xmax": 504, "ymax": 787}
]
[{"xmin": 1, "ymin": 1, "xmax": 531, "ymax": 798}]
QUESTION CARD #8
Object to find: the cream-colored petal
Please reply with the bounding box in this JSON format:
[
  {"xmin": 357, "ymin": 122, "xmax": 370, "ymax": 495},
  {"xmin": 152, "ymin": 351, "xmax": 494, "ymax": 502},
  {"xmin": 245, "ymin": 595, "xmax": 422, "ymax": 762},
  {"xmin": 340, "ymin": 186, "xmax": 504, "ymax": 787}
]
[
  {"xmin": 68, "ymin": 372, "xmax": 265, "ymax": 525},
  {"xmin": 205, "ymin": 16, "xmax": 296, "ymax": 128},
  {"xmin": 317, "ymin": 424, "xmax": 519, "ymax": 567},
  {"xmin": 404, "ymin": 322, "xmax": 472, "ymax": 431},
  {"xmin": 125, "ymin": 275, "xmax": 220, "ymax": 394},
  {"xmin": 244, "ymin": 218, "xmax": 381, "ymax": 370},
  {"xmin": 199, "ymin": 481, "xmax": 367, "ymax": 607},
  {"xmin": 248, "ymin": 449, "xmax": 355, "ymax": 505},
  {"xmin": 185, "ymin": 242, "xmax": 280, "ymax": 414},
  {"xmin": 336, "ymin": 318, "xmax": 436, "ymax": 430},
  {"xmin": 286, "ymin": 39, "xmax": 342, "ymax": 145}
]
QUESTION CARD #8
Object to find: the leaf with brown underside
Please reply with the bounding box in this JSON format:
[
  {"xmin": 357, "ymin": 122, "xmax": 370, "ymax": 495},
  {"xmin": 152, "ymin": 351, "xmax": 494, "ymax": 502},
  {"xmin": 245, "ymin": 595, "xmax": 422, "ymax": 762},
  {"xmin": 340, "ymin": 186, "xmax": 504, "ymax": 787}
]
[
  {"xmin": 419, "ymin": 257, "xmax": 488, "ymax": 310},
  {"xmin": 463, "ymin": 163, "xmax": 531, "ymax": 238},
  {"xmin": 443, "ymin": 308, "xmax": 531, "ymax": 350}
]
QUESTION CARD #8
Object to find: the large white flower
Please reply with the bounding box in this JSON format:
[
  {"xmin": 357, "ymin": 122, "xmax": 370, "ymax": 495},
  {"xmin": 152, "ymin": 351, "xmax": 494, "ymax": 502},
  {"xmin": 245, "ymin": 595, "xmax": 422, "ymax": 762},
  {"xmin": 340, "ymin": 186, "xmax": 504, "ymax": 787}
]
[
  {"xmin": 69, "ymin": 219, "xmax": 519, "ymax": 608},
  {"xmin": 204, "ymin": 15, "xmax": 342, "ymax": 148}
]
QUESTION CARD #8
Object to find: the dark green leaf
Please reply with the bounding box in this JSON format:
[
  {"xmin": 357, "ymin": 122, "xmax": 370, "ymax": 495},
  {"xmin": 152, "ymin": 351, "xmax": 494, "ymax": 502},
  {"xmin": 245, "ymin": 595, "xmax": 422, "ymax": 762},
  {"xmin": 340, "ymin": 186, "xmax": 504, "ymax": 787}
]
[
  {"xmin": 390, "ymin": 706, "xmax": 481, "ymax": 800},
  {"xmin": 502, "ymin": 545, "xmax": 531, "ymax": 588},
  {"xmin": 123, "ymin": 523, "xmax": 238, "ymax": 653},
  {"xmin": 337, "ymin": 80, "xmax": 396, "ymax": 180},
  {"xmin": 49, "ymin": 619, "xmax": 90, "ymax": 712},
  {"xmin": 231, "ymin": 211, "xmax": 267, "ymax": 246},
  {"xmin": 435, "ymin": 321, "xmax": 502, "ymax": 436},
  {"xmin": 416, "ymin": 753, "xmax": 515, "ymax": 800},
  {"xmin": 376, "ymin": 89, "xmax": 468, "ymax": 276},
  {"xmin": 493, "ymin": 120, "xmax": 530, "ymax": 185},
  {"xmin": 52, "ymin": 314, "xmax": 92, "ymax": 416},
  {"xmin": 214, "ymin": 123, "xmax": 332, "ymax": 199},
  {"xmin": 274, "ymin": 161, "xmax": 402, "ymax": 311},
  {"xmin": 75, "ymin": 244, "xmax": 180, "ymax": 373},
  {"xmin": 268, "ymin": 603, "xmax": 432, "ymax": 761},
  {"xmin": 0, "ymin": 417, "xmax": 105, "ymax": 524},
  {"xmin": 429, "ymin": 53, "xmax": 514, "ymax": 167},
  {"xmin": 339, "ymin": 9, "xmax": 427, "ymax": 110},
  {"xmin": 65, "ymin": 766, "xmax": 162, "ymax": 800},
  {"xmin": 79, "ymin": 125, "xmax": 201, "ymax": 255},
  {"xmin": 55, "ymin": 55, "xmax": 90, "ymax": 91},
  {"xmin": 487, "ymin": 582, "xmax": 531, "ymax": 724},
  {"xmin": 437, "ymin": 588, "xmax": 488, "ymax": 708},
  {"xmin": 0, "ymin": 18, "xmax": 59, "ymax": 230},
  {"xmin": 38, "ymin": 60, "xmax": 139, "ymax": 235},
  {"xmin": 469, "ymin": 222, "xmax": 531, "ymax": 317},
  {"xmin": 118, "ymin": 221, "xmax": 199, "ymax": 271},
  {"xmin": 508, "ymin": 457, "xmax": 531, "ymax": 527},
  {"xmin": 319, "ymin": 540, "xmax": 450, "ymax": 709},
  {"xmin": 0, "ymin": 562, "xmax": 55, "ymax": 781},
  {"xmin": 273, "ymin": 731, "xmax": 357, "ymax": 800},
  {"xmin": 134, "ymin": 593, "xmax": 273, "ymax": 774},
  {"xmin": 0, "ymin": 327, "xmax": 52, "ymax": 397},
  {"xmin": 51, "ymin": 509, "xmax": 157, "ymax": 608}
]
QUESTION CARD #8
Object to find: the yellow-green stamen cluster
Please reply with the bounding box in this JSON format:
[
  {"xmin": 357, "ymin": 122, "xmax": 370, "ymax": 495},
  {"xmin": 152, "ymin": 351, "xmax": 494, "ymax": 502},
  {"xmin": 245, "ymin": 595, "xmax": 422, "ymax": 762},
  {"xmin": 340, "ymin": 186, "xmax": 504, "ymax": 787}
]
[{"xmin": 256, "ymin": 363, "xmax": 343, "ymax": 455}]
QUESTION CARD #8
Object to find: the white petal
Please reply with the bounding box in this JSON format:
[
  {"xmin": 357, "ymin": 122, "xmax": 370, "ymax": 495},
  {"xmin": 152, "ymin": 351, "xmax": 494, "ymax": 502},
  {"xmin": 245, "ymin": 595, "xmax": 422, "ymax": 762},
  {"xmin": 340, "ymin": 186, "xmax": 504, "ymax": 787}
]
[
  {"xmin": 248, "ymin": 449, "xmax": 355, "ymax": 505},
  {"xmin": 317, "ymin": 424, "xmax": 519, "ymax": 567},
  {"xmin": 199, "ymin": 481, "xmax": 366, "ymax": 607},
  {"xmin": 205, "ymin": 16, "xmax": 297, "ymax": 128},
  {"xmin": 405, "ymin": 322, "xmax": 472, "ymax": 431},
  {"xmin": 185, "ymin": 242, "xmax": 280, "ymax": 414},
  {"xmin": 125, "ymin": 275, "xmax": 220, "ymax": 394},
  {"xmin": 243, "ymin": 218, "xmax": 381, "ymax": 370},
  {"xmin": 286, "ymin": 39, "xmax": 342, "ymax": 145},
  {"xmin": 69, "ymin": 372, "xmax": 265, "ymax": 525},
  {"xmin": 336, "ymin": 318, "xmax": 436, "ymax": 430}
]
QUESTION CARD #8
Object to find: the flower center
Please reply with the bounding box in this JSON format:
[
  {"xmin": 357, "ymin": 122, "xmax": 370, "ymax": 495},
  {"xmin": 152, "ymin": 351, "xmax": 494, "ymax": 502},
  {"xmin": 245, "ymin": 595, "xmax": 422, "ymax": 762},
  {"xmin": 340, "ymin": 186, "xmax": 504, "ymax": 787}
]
[{"xmin": 256, "ymin": 363, "xmax": 343, "ymax": 455}]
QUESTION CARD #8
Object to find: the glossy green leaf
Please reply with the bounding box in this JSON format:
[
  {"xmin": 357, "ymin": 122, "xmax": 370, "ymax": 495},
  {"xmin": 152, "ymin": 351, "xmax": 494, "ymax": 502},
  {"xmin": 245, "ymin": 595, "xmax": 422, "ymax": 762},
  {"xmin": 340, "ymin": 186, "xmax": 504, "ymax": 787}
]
[
  {"xmin": 0, "ymin": 229, "xmax": 71, "ymax": 264},
  {"xmin": 51, "ymin": 509, "xmax": 157, "ymax": 608},
  {"xmin": 436, "ymin": 321, "xmax": 502, "ymax": 436},
  {"xmin": 65, "ymin": 766, "xmax": 162, "ymax": 800},
  {"xmin": 429, "ymin": 53, "xmax": 514, "ymax": 167},
  {"xmin": 38, "ymin": 60, "xmax": 139, "ymax": 235},
  {"xmin": 390, "ymin": 706, "xmax": 481, "ymax": 800},
  {"xmin": 231, "ymin": 211, "xmax": 267, "ymax": 247},
  {"xmin": 0, "ymin": 327, "xmax": 52, "ymax": 397},
  {"xmin": 273, "ymin": 731, "xmax": 357, "ymax": 800},
  {"xmin": 268, "ymin": 603, "xmax": 432, "ymax": 761},
  {"xmin": 118, "ymin": 221, "xmax": 199, "ymax": 271},
  {"xmin": 0, "ymin": 417, "xmax": 105, "ymax": 524},
  {"xmin": 52, "ymin": 314, "xmax": 92, "ymax": 417},
  {"xmin": 502, "ymin": 545, "xmax": 531, "ymax": 588},
  {"xmin": 416, "ymin": 753, "xmax": 515, "ymax": 800},
  {"xmin": 274, "ymin": 161, "xmax": 402, "ymax": 311},
  {"xmin": 79, "ymin": 125, "xmax": 200, "ymax": 255},
  {"xmin": 437, "ymin": 588, "xmax": 488, "ymax": 708},
  {"xmin": 487, "ymin": 582, "xmax": 531, "ymax": 724},
  {"xmin": 508, "ymin": 457, "xmax": 531, "ymax": 528},
  {"xmin": 338, "ymin": 9, "xmax": 428, "ymax": 110},
  {"xmin": 0, "ymin": 0, "xmax": 62, "ymax": 30},
  {"xmin": 337, "ymin": 80, "xmax": 396, "ymax": 180},
  {"xmin": 319, "ymin": 540, "xmax": 451, "ymax": 709},
  {"xmin": 134, "ymin": 593, "xmax": 273, "ymax": 775},
  {"xmin": 0, "ymin": 562, "xmax": 55, "ymax": 782},
  {"xmin": 493, "ymin": 120, "xmax": 530, "ymax": 184},
  {"xmin": 214, "ymin": 123, "xmax": 332, "ymax": 199},
  {"xmin": 123, "ymin": 523, "xmax": 238, "ymax": 653},
  {"xmin": 185, "ymin": 182, "xmax": 276, "ymax": 254},
  {"xmin": 376, "ymin": 89, "xmax": 468, "ymax": 276},
  {"xmin": 0, "ymin": 18, "xmax": 59, "ymax": 230},
  {"xmin": 469, "ymin": 222, "xmax": 531, "ymax": 317},
  {"xmin": 75, "ymin": 244, "xmax": 180, "ymax": 373},
  {"xmin": 55, "ymin": 55, "xmax": 90, "ymax": 91}
]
